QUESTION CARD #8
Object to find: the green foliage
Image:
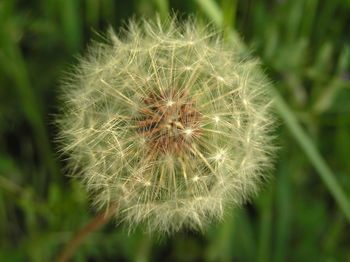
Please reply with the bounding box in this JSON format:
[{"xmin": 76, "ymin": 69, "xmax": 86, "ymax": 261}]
[{"xmin": 0, "ymin": 0, "xmax": 349, "ymax": 261}]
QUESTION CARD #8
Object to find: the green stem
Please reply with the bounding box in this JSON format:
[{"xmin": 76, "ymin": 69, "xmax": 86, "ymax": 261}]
[
  {"xmin": 153, "ymin": 0, "xmax": 169, "ymax": 20},
  {"xmin": 56, "ymin": 206, "xmax": 117, "ymax": 262},
  {"xmin": 273, "ymin": 92, "xmax": 350, "ymax": 221}
]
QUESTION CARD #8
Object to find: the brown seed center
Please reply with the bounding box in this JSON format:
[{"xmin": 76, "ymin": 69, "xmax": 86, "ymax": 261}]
[{"xmin": 134, "ymin": 90, "xmax": 201, "ymax": 157}]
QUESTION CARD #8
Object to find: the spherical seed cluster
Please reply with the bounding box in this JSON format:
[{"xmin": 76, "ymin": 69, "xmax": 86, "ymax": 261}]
[{"xmin": 58, "ymin": 17, "xmax": 275, "ymax": 234}]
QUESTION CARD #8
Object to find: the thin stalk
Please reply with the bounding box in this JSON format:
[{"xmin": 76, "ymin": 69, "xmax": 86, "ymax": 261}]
[
  {"xmin": 273, "ymin": 92, "xmax": 350, "ymax": 221},
  {"xmin": 153, "ymin": 0, "xmax": 169, "ymax": 20},
  {"xmin": 56, "ymin": 206, "xmax": 117, "ymax": 262}
]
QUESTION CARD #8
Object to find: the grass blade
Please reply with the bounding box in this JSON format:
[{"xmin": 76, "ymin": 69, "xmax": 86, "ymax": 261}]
[{"xmin": 195, "ymin": 0, "xmax": 350, "ymax": 223}]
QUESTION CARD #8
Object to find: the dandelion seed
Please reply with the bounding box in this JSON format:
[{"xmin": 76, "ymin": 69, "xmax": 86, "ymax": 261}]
[
  {"xmin": 57, "ymin": 16, "xmax": 275, "ymax": 234},
  {"xmin": 166, "ymin": 100, "xmax": 174, "ymax": 107},
  {"xmin": 217, "ymin": 76, "xmax": 225, "ymax": 82},
  {"xmin": 183, "ymin": 128, "xmax": 193, "ymax": 136},
  {"xmin": 213, "ymin": 116, "xmax": 220, "ymax": 124},
  {"xmin": 192, "ymin": 176, "xmax": 200, "ymax": 182},
  {"xmin": 213, "ymin": 149, "xmax": 226, "ymax": 162}
]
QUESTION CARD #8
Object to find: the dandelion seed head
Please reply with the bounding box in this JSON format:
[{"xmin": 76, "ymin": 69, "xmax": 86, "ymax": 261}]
[{"xmin": 57, "ymin": 16, "xmax": 276, "ymax": 234}]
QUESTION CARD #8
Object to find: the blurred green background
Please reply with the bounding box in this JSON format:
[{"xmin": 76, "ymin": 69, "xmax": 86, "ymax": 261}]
[{"xmin": 1, "ymin": 0, "xmax": 350, "ymax": 261}]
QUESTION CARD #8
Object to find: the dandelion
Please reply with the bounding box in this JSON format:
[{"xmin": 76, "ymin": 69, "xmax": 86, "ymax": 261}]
[{"xmin": 57, "ymin": 17, "xmax": 275, "ymax": 234}]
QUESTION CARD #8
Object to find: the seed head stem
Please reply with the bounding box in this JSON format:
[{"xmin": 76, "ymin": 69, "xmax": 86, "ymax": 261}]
[{"xmin": 56, "ymin": 205, "xmax": 117, "ymax": 262}]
